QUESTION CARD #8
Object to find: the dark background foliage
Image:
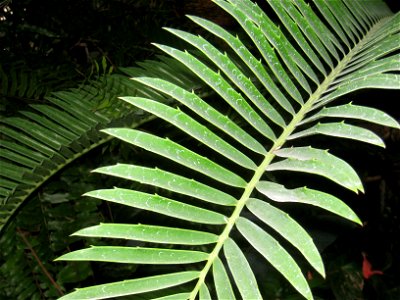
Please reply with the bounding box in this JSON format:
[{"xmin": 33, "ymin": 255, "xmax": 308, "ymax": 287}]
[{"xmin": 0, "ymin": 0, "xmax": 399, "ymax": 299}]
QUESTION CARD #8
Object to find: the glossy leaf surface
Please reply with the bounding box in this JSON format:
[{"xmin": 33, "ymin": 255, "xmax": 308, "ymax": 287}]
[{"xmin": 53, "ymin": 1, "xmax": 399, "ymax": 300}]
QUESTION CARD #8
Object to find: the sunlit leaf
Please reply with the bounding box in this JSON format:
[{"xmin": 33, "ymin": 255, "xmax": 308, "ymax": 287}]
[
  {"xmin": 247, "ymin": 198, "xmax": 325, "ymax": 276},
  {"xmin": 288, "ymin": 122, "xmax": 385, "ymax": 147},
  {"xmin": 153, "ymin": 293, "xmax": 191, "ymax": 300},
  {"xmin": 257, "ymin": 181, "xmax": 362, "ymax": 225},
  {"xmin": 57, "ymin": 271, "xmax": 200, "ymax": 300},
  {"xmin": 103, "ymin": 128, "xmax": 246, "ymax": 187},
  {"xmin": 213, "ymin": 257, "xmax": 236, "ymax": 300},
  {"xmin": 199, "ymin": 283, "xmax": 211, "ymax": 300},
  {"xmin": 73, "ymin": 223, "xmax": 218, "ymax": 245},
  {"xmin": 56, "ymin": 246, "xmax": 209, "ymax": 264},
  {"xmin": 93, "ymin": 164, "xmax": 237, "ymax": 206},
  {"xmin": 237, "ymin": 217, "xmax": 312, "ymax": 300},
  {"xmin": 267, "ymin": 147, "xmax": 364, "ymax": 193},
  {"xmin": 119, "ymin": 96, "xmax": 257, "ymax": 169},
  {"xmin": 224, "ymin": 238, "xmax": 262, "ymax": 299},
  {"xmin": 302, "ymin": 103, "xmax": 400, "ymax": 129},
  {"xmin": 84, "ymin": 189, "xmax": 227, "ymax": 225}
]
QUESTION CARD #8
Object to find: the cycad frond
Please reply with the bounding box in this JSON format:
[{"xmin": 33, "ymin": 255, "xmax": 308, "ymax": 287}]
[
  {"xmin": 0, "ymin": 57, "xmax": 202, "ymax": 234},
  {"xmin": 0, "ymin": 63, "xmax": 76, "ymax": 104},
  {"xmin": 57, "ymin": 1, "xmax": 399, "ymax": 299}
]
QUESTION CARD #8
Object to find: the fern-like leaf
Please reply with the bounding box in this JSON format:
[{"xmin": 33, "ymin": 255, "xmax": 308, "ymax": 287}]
[
  {"xmin": 58, "ymin": 1, "xmax": 400, "ymax": 299},
  {"xmin": 0, "ymin": 57, "xmax": 203, "ymax": 234}
]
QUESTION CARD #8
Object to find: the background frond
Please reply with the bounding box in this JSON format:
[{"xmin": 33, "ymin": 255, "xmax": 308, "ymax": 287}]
[{"xmin": 0, "ymin": 56, "xmax": 203, "ymax": 234}]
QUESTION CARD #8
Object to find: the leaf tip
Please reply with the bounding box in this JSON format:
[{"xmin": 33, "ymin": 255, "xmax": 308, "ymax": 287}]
[
  {"xmin": 151, "ymin": 42, "xmax": 162, "ymax": 49},
  {"xmin": 100, "ymin": 128, "xmax": 118, "ymax": 136},
  {"xmin": 354, "ymin": 216, "xmax": 363, "ymax": 226},
  {"xmin": 82, "ymin": 190, "xmax": 98, "ymax": 198},
  {"xmin": 54, "ymin": 253, "xmax": 68, "ymax": 262},
  {"xmin": 91, "ymin": 167, "xmax": 103, "ymax": 174},
  {"xmin": 358, "ymin": 184, "xmax": 365, "ymax": 194}
]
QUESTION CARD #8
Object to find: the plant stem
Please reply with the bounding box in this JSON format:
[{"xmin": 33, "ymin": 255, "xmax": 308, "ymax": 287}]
[
  {"xmin": 188, "ymin": 16, "xmax": 389, "ymax": 300},
  {"xmin": 17, "ymin": 227, "xmax": 64, "ymax": 297}
]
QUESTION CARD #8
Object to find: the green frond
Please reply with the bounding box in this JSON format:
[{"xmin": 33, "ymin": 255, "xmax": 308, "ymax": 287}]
[
  {"xmin": 0, "ymin": 57, "xmax": 204, "ymax": 234},
  {"xmin": 246, "ymin": 198, "xmax": 325, "ymax": 277},
  {"xmin": 73, "ymin": 223, "xmax": 219, "ymax": 245},
  {"xmin": 57, "ymin": 1, "xmax": 400, "ymax": 299},
  {"xmin": 223, "ymin": 238, "xmax": 262, "ymax": 299},
  {"xmin": 267, "ymin": 147, "xmax": 364, "ymax": 193},
  {"xmin": 0, "ymin": 63, "xmax": 76, "ymax": 104},
  {"xmin": 58, "ymin": 271, "xmax": 200, "ymax": 300}
]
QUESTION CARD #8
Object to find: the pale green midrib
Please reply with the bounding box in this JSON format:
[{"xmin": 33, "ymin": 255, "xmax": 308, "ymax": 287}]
[{"xmin": 189, "ymin": 16, "xmax": 390, "ymax": 300}]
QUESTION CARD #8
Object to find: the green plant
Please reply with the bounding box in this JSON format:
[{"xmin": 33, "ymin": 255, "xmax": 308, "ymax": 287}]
[
  {"xmin": 55, "ymin": 0, "xmax": 398, "ymax": 299},
  {"xmin": 0, "ymin": 63, "xmax": 76, "ymax": 107},
  {"xmin": 0, "ymin": 56, "xmax": 202, "ymax": 234},
  {"xmin": 1, "ymin": 1, "xmax": 213, "ymax": 297},
  {"xmin": 0, "ymin": 55, "xmax": 206, "ymax": 298},
  {"xmin": 0, "ymin": 169, "xmax": 101, "ymax": 300}
]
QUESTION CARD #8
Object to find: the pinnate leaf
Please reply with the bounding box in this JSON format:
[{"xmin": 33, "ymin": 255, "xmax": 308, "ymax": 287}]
[
  {"xmin": 288, "ymin": 122, "xmax": 385, "ymax": 147},
  {"xmin": 257, "ymin": 181, "xmax": 362, "ymax": 225},
  {"xmin": 224, "ymin": 238, "xmax": 262, "ymax": 300},
  {"xmin": 302, "ymin": 103, "xmax": 400, "ymax": 129},
  {"xmin": 267, "ymin": 147, "xmax": 364, "ymax": 193},
  {"xmin": 57, "ymin": 271, "xmax": 200, "ymax": 300},
  {"xmin": 246, "ymin": 198, "xmax": 325, "ymax": 276},
  {"xmin": 93, "ymin": 164, "xmax": 237, "ymax": 206},
  {"xmin": 84, "ymin": 189, "xmax": 227, "ymax": 225},
  {"xmin": 236, "ymin": 217, "xmax": 312, "ymax": 300},
  {"xmin": 56, "ymin": 246, "xmax": 209, "ymax": 264},
  {"xmin": 213, "ymin": 257, "xmax": 236, "ymax": 300},
  {"xmin": 103, "ymin": 128, "xmax": 246, "ymax": 187},
  {"xmin": 72, "ymin": 223, "xmax": 218, "ymax": 245}
]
